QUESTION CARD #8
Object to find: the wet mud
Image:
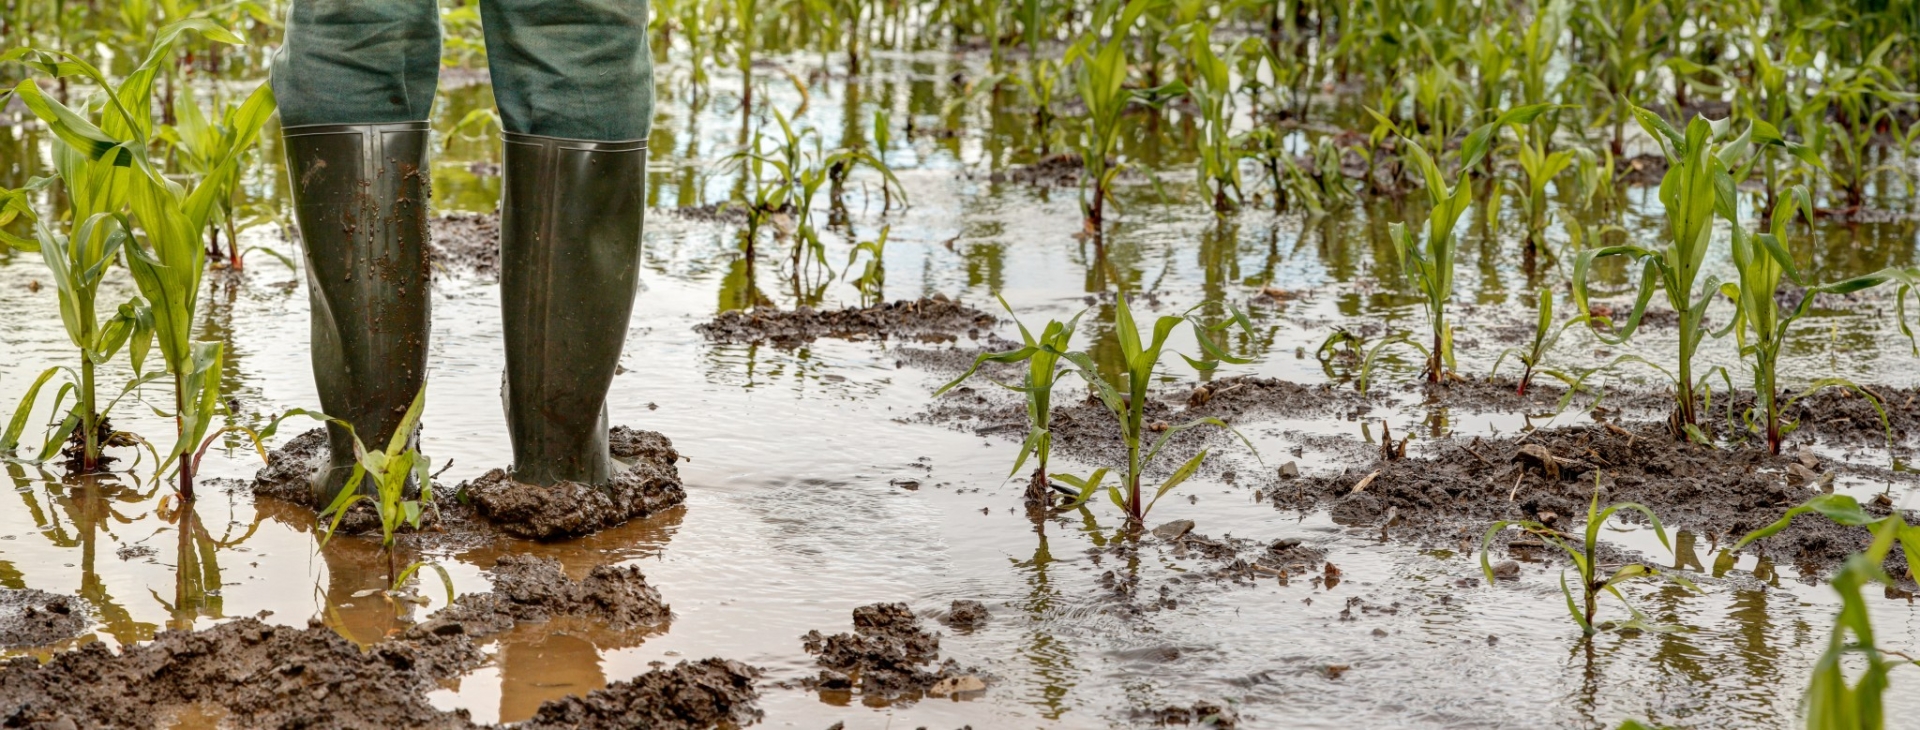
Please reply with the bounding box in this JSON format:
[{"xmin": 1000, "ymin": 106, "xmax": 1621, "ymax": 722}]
[
  {"xmin": 800, "ymin": 602, "xmax": 978, "ymax": 700},
  {"xmin": 983, "ymin": 153, "xmax": 1083, "ymax": 187},
  {"xmin": 1266, "ymin": 420, "xmax": 1916, "ymax": 577},
  {"xmin": 0, "ymin": 553, "xmax": 739, "ymax": 730},
  {"xmin": 254, "ymin": 427, "xmax": 687, "ymax": 541},
  {"xmin": 1135, "ymin": 700, "xmax": 1239, "ymax": 728},
  {"xmin": 0, "ymin": 589, "xmax": 88, "ymax": 650},
  {"xmin": 457, "ymin": 427, "xmax": 687, "ymax": 541},
  {"xmin": 428, "ymin": 212, "xmax": 501, "ymax": 278},
  {"xmin": 696, "ymin": 296, "xmax": 997, "ymax": 346}
]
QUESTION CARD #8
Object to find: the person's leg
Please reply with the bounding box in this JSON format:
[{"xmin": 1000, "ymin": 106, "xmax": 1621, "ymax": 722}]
[
  {"xmin": 479, "ymin": 0, "xmax": 653, "ymax": 486},
  {"xmin": 272, "ymin": 1, "xmax": 439, "ymax": 503}
]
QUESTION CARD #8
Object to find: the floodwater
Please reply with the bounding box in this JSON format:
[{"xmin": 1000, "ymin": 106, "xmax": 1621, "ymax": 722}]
[{"xmin": 4, "ymin": 44, "xmax": 1920, "ymax": 730}]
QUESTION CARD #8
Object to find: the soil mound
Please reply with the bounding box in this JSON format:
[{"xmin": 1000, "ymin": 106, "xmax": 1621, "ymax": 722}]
[
  {"xmin": 1267, "ymin": 421, "xmax": 1914, "ymax": 576},
  {"xmin": 697, "ymin": 296, "xmax": 996, "ymax": 346},
  {"xmin": 458, "ymin": 427, "xmax": 687, "ymax": 540},
  {"xmin": 0, "ymin": 618, "xmax": 484, "ymax": 730},
  {"xmin": 519, "ymin": 658, "xmax": 763, "ymax": 730},
  {"xmin": 419, "ymin": 554, "xmax": 670, "ymax": 638},
  {"xmin": 801, "ymin": 602, "xmax": 977, "ymax": 699},
  {"xmin": 0, "ymin": 589, "xmax": 89, "ymax": 649},
  {"xmin": 940, "ymin": 600, "xmax": 989, "ymax": 630}
]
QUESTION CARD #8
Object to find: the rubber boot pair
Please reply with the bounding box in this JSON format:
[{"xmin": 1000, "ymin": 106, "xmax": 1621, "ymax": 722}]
[{"xmin": 282, "ymin": 127, "xmax": 645, "ymax": 503}]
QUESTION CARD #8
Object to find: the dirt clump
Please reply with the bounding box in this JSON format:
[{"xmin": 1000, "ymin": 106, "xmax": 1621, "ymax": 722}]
[
  {"xmin": 940, "ymin": 600, "xmax": 990, "ymax": 630},
  {"xmin": 1136, "ymin": 700, "xmax": 1239, "ymax": 728},
  {"xmin": 0, "ymin": 618, "xmax": 484, "ymax": 730},
  {"xmin": 987, "ymin": 153, "xmax": 1083, "ymax": 187},
  {"xmin": 251, "ymin": 427, "xmax": 328, "ymax": 503},
  {"xmin": 801, "ymin": 602, "xmax": 974, "ymax": 699},
  {"xmin": 0, "ymin": 589, "xmax": 89, "ymax": 649},
  {"xmin": 697, "ymin": 296, "xmax": 996, "ymax": 346},
  {"xmin": 428, "ymin": 212, "xmax": 501, "ymax": 278},
  {"xmin": 417, "ymin": 554, "xmax": 670, "ymax": 639},
  {"xmin": 458, "ymin": 427, "xmax": 687, "ymax": 540},
  {"xmin": 1268, "ymin": 421, "xmax": 1914, "ymax": 577},
  {"xmin": 518, "ymin": 658, "xmax": 763, "ymax": 730}
]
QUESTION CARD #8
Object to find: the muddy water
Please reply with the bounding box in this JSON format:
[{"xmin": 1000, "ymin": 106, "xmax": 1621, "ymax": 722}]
[{"xmin": 4, "ymin": 48, "xmax": 1920, "ymax": 729}]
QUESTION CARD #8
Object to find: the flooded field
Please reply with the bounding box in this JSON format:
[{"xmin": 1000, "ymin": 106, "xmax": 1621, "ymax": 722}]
[{"xmin": 4, "ymin": 2, "xmax": 1920, "ymax": 728}]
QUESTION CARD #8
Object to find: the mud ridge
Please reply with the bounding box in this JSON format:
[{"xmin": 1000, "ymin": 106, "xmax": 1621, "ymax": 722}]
[
  {"xmin": 1266, "ymin": 420, "xmax": 1916, "ymax": 577},
  {"xmin": 697, "ymin": 296, "xmax": 996, "ymax": 346},
  {"xmin": 417, "ymin": 554, "xmax": 671, "ymax": 639},
  {"xmin": 519, "ymin": 658, "xmax": 763, "ymax": 730},
  {"xmin": 800, "ymin": 602, "xmax": 980, "ymax": 700}
]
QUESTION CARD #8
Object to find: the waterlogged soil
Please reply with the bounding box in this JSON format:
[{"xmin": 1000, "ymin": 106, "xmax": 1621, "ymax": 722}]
[
  {"xmin": 1268, "ymin": 417, "xmax": 1918, "ymax": 577},
  {"xmin": 251, "ymin": 426, "xmax": 687, "ymax": 541},
  {"xmin": 429, "ymin": 213, "xmax": 502, "ymax": 279},
  {"xmin": 799, "ymin": 602, "xmax": 979, "ymax": 700},
  {"xmin": 0, "ymin": 554, "xmax": 754, "ymax": 730},
  {"xmin": 0, "ymin": 589, "xmax": 88, "ymax": 650},
  {"xmin": 696, "ymin": 296, "xmax": 998, "ymax": 346}
]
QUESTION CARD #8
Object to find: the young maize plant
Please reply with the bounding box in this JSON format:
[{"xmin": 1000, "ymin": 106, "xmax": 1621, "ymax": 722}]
[
  {"xmin": 1733, "ymin": 494, "xmax": 1920, "ymax": 730},
  {"xmin": 1481, "ymin": 476, "xmax": 1698, "ymax": 635},
  {"xmin": 1462, "ymin": 104, "xmax": 1571, "ymax": 258},
  {"xmin": 1719, "ymin": 187, "xmax": 1901, "ymax": 455},
  {"xmin": 934, "ymin": 295, "xmax": 1084, "ymax": 507},
  {"xmin": 1051, "ymin": 294, "xmax": 1258, "ymax": 527},
  {"xmin": 1067, "ymin": 0, "xmax": 1154, "ymax": 235},
  {"xmin": 1490, "ymin": 287, "xmax": 1588, "ymax": 397},
  {"xmin": 162, "ymin": 82, "xmax": 280, "ymax": 270},
  {"xmin": 845, "ymin": 225, "xmax": 889, "ymax": 304},
  {"xmin": 1189, "ymin": 25, "xmax": 1243, "ymax": 215},
  {"xmin": 10, "ymin": 21, "xmax": 268, "ymax": 499},
  {"xmin": 1795, "ymin": 38, "xmax": 1916, "ymax": 210},
  {"xmin": 1390, "ymin": 138, "xmax": 1471, "ymax": 383},
  {"xmin": 1572, "ymin": 109, "xmax": 1749, "ymax": 438},
  {"xmin": 1572, "ymin": 0, "xmax": 1659, "ymax": 157},
  {"xmin": 318, "ymin": 384, "xmax": 450, "ymax": 600}
]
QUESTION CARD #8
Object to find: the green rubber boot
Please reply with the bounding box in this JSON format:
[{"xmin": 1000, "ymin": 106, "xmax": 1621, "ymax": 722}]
[
  {"xmin": 283, "ymin": 122, "xmax": 433, "ymax": 504},
  {"xmin": 499, "ymin": 133, "xmax": 647, "ymax": 486}
]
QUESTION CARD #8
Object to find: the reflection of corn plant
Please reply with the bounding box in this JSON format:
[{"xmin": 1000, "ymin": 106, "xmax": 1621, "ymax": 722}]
[
  {"xmin": 1390, "ymin": 138, "xmax": 1470, "ymax": 383},
  {"xmin": 1719, "ymin": 189, "xmax": 1902, "ymax": 455},
  {"xmin": 319, "ymin": 385, "xmax": 445, "ymax": 593},
  {"xmin": 1067, "ymin": 0, "xmax": 1154, "ymax": 233},
  {"xmin": 1051, "ymin": 294, "xmax": 1257, "ymax": 526},
  {"xmin": 1480, "ymin": 478, "xmax": 1697, "ymax": 635},
  {"xmin": 1189, "ymin": 25, "xmax": 1241, "ymax": 215},
  {"xmin": 1571, "ymin": 110, "xmax": 1745, "ymax": 437},
  {"xmin": 844, "ymin": 225, "xmax": 888, "ymax": 303},
  {"xmin": 1491, "ymin": 287, "xmax": 1587, "ymax": 396},
  {"xmin": 1462, "ymin": 104, "xmax": 1569, "ymax": 257},
  {"xmin": 934, "ymin": 295, "xmax": 1083, "ymax": 505}
]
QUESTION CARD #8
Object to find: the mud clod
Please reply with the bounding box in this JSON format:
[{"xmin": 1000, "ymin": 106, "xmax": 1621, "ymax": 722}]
[
  {"xmin": 1136, "ymin": 700, "xmax": 1239, "ymax": 728},
  {"xmin": 459, "ymin": 427, "xmax": 687, "ymax": 540},
  {"xmin": 418, "ymin": 554, "xmax": 670, "ymax": 639},
  {"xmin": 697, "ymin": 297, "xmax": 997, "ymax": 346},
  {"xmin": 0, "ymin": 589, "xmax": 89, "ymax": 649},
  {"xmin": 519, "ymin": 658, "xmax": 763, "ymax": 730},
  {"xmin": 0, "ymin": 618, "xmax": 483, "ymax": 730},
  {"xmin": 427, "ymin": 212, "xmax": 500, "ymax": 278},
  {"xmin": 940, "ymin": 600, "xmax": 990, "ymax": 631},
  {"xmin": 801, "ymin": 603, "xmax": 972, "ymax": 699}
]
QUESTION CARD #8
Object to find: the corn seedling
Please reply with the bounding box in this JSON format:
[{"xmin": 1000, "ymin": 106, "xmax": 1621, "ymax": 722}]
[
  {"xmin": 1390, "ymin": 138, "xmax": 1470, "ymax": 383},
  {"xmin": 1462, "ymin": 104, "xmax": 1571, "ymax": 257},
  {"xmin": 1314, "ymin": 327, "xmax": 1426, "ymax": 395},
  {"xmin": 1051, "ymin": 294, "xmax": 1258, "ymax": 526},
  {"xmin": 1491, "ymin": 287, "xmax": 1588, "ymax": 396},
  {"xmin": 1571, "ymin": 110, "xmax": 1748, "ymax": 437},
  {"xmin": 318, "ymin": 384, "xmax": 444, "ymax": 592},
  {"xmin": 934, "ymin": 295, "xmax": 1084, "ymax": 506},
  {"xmin": 1188, "ymin": 25, "xmax": 1242, "ymax": 215},
  {"xmin": 1067, "ymin": 0, "xmax": 1154, "ymax": 234},
  {"xmin": 1732, "ymin": 494, "xmax": 1920, "ymax": 730},
  {"xmin": 1719, "ymin": 187, "xmax": 1903, "ymax": 455},
  {"xmin": 1480, "ymin": 477, "xmax": 1698, "ymax": 635},
  {"xmin": 1572, "ymin": 0, "xmax": 1659, "ymax": 157},
  {"xmin": 845, "ymin": 225, "xmax": 888, "ymax": 303},
  {"xmin": 1796, "ymin": 40, "xmax": 1916, "ymax": 210},
  {"xmin": 161, "ymin": 82, "xmax": 279, "ymax": 270}
]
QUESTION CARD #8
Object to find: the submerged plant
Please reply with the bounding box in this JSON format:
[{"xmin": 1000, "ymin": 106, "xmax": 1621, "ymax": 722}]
[
  {"xmin": 1480, "ymin": 478, "xmax": 1697, "ymax": 635},
  {"xmin": 1051, "ymin": 294, "xmax": 1257, "ymax": 526},
  {"xmin": 934, "ymin": 295, "xmax": 1084, "ymax": 507},
  {"xmin": 1390, "ymin": 138, "xmax": 1470, "ymax": 383}
]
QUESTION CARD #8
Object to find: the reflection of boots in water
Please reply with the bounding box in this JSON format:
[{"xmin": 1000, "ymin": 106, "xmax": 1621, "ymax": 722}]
[
  {"xmin": 497, "ymin": 631, "xmax": 608, "ymax": 724},
  {"xmin": 272, "ymin": 0, "xmax": 439, "ymax": 505}
]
